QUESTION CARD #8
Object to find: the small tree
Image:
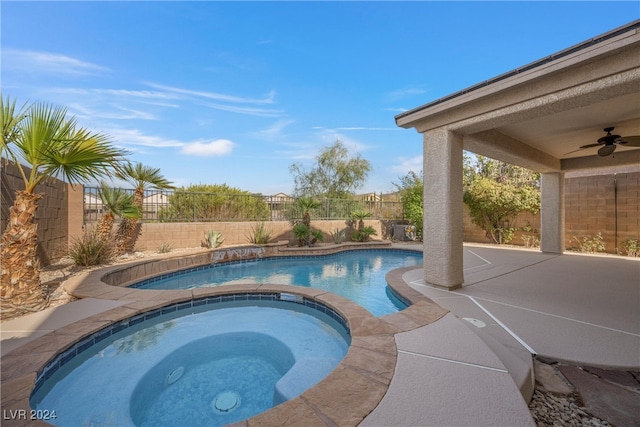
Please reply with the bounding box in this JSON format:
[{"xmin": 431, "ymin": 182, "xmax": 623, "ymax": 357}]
[
  {"xmin": 289, "ymin": 140, "xmax": 371, "ymax": 198},
  {"xmin": 463, "ymin": 156, "xmax": 540, "ymax": 244},
  {"xmin": 115, "ymin": 162, "xmax": 174, "ymax": 255},
  {"xmin": 96, "ymin": 182, "xmax": 141, "ymax": 242}
]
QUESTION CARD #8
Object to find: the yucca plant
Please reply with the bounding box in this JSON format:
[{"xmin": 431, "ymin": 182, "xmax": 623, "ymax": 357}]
[
  {"xmin": 246, "ymin": 222, "xmax": 272, "ymax": 244},
  {"xmin": 68, "ymin": 229, "xmax": 115, "ymax": 266},
  {"xmin": 202, "ymin": 230, "xmax": 225, "ymax": 249},
  {"xmin": 330, "ymin": 228, "xmax": 346, "ymax": 244}
]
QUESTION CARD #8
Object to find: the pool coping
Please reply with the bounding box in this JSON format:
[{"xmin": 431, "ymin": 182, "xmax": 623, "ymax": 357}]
[{"xmin": 1, "ymin": 246, "xmax": 448, "ymax": 427}]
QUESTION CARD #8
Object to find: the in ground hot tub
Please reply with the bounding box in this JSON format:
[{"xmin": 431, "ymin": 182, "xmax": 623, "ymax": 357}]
[{"xmin": 30, "ymin": 293, "xmax": 350, "ymax": 427}]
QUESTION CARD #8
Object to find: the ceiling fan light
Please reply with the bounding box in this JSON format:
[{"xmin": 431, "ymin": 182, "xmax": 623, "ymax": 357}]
[{"xmin": 598, "ymin": 144, "xmax": 616, "ymax": 157}]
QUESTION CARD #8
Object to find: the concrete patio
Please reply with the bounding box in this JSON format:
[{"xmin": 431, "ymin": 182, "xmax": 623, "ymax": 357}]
[
  {"xmin": 1, "ymin": 243, "xmax": 638, "ymax": 426},
  {"xmin": 361, "ymin": 243, "xmax": 639, "ymax": 426}
]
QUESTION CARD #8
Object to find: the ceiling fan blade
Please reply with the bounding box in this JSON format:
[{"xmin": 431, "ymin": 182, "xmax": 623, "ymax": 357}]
[
  {"xmin": 598, "ymin": 144, "xmax": 616, "ymax": 157},
  {"xmin": 617, "ymin": 135, "xmax": 640, "ymax": 147},
  {"xmin": 578, "ymin": 143, "xmax": 601, "ymax": 149}
]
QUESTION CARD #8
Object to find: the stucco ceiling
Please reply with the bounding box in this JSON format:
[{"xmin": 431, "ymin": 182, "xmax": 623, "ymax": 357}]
[{"xmin": 497, "ymin": 93, "xmax": 640, "ymax": 161}]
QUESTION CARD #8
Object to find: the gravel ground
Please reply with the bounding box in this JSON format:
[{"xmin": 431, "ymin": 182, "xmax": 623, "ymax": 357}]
[{"xmin": 528, "ymin": 387, "xmax": 612, "ymax": 426}]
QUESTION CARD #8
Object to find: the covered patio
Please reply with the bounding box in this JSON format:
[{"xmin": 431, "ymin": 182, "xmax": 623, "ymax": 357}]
[{"xmin": 395, "ymin": 20, "xmax": 640, "ymax": 290}]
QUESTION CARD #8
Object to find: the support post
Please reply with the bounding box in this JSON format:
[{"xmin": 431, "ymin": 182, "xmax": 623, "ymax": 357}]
[
  {"xmin": 540, "ymin": 172, "xmax": 565, "ymax": 254},
  {"xmin": 423, "ymin": 128, "xmax": 464, "ymax": 289}
]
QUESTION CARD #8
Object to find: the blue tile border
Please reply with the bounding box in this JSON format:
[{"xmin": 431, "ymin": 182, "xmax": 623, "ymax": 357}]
[{"xmin": 30, "ymin": 292, "xmax": 350, "ymax": 399}]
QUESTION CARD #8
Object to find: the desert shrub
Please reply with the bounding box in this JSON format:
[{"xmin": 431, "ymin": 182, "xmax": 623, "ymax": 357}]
[
  {"xmin": 246, "ymin": 222, "xmax": 272, "ymax": 244},
  {"xmin": 69, "ymin": 229, "xmax": 115, "ymax": 266},
  {"xmin": 330, "ymin": 228, "xmax": 346, "ymax": 244},
  {"xmin": 573, "ymin": 233, "xmax": 606, "ymax": 253},
  {"xmin": 622, "ymin": 238, "xmax": 639, "ymax": 257},
  {"xmin": 157, "ymin": 242, "xmax": 172, "ymax": 253}
]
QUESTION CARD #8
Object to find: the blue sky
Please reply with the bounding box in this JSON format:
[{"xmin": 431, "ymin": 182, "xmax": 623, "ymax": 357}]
[{"xmin": 2, "ymin": 2, "xmax": 638, "ymax": 195}]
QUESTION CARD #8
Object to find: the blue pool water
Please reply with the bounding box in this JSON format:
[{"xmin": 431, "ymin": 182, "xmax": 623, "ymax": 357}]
[
  {"xmin": 31, "ymin": 299, "xmax": 350, "ymax": 427},
  {"xmin": 134, "ymin": 249, "xmax": 423, "ymax": 316}
]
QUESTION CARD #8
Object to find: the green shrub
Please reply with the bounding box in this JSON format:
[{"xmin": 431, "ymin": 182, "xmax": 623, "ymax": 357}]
[
  {"xmin": 330, "ymin": 228, "xmax": 346, "ymax": 244},
  {"xmin": 622, "ymin": 238, "xmax": 639, "ymax": 257},
  {"xmin": 351, "ymin": 226, "xmax": 377, "ymax": 242},
  {"xmin": 69, "ymin": 229, "xmax": 115, "ymax": 266},
  {"xmin": 293, "ymin": 223, "xmax": 310, "ymax": 246},
  {"xmin": 246, "ymin": 222, "xmax": 272, "ymax": 244},
  {"xmin": 573, "ymin": 232, "xmax": 606, "ymax": 253},
  {"xmin": 310, "ymin": 229, "xmax": 324, "ymax": 245}
]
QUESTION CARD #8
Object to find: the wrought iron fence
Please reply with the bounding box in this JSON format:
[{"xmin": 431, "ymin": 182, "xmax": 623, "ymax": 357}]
[{"xmin": 83, "ymin": 187, "xmax": 404, "ymax": 223}]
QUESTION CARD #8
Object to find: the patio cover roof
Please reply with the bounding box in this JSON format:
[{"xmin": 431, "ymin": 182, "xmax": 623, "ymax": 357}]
[{"xmin": 395, "ymin": 20, "xmax": 640, "ymax": 174}]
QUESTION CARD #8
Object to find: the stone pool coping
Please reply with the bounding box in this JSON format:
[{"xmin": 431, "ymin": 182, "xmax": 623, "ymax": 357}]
[{"xmin": 1, "ymin": 246, "xmax": 448, "ymax": 427}]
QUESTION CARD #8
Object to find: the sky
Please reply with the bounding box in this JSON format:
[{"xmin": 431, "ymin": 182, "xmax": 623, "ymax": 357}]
[{"xmin": 2, "ymin": 1, "xmax": 638, "ymax": 196}]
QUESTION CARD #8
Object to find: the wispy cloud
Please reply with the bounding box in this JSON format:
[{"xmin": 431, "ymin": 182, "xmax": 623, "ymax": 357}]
[
  {"xmin": 181, "ymin": 139, "xmax": 234, "ymax": 156},
  {"xmin": 253, "ymin": 119, "xmax": 295, "ymax": 140},
  {"xmin": 3, "ymin": 49, "xmax": 109, "ymax": 76},
  {"xmin": 384, "ymin": 87, "xmax": 427, "ymax": 102},
  {"xmin": 201, "ymin": 102, "xmax": 285, "ymax": 118},
  {"xmin": 391, "ymin": 155, "xmax": 423, "ymax": 174},
  {"xmin": 145, "ymin": 82, "xmax": 276, "ymax": 105},
  {"xmin": 107, "ymin": 128, "xmax": 185, "ymax": 148},
  {"xmin": 106, "ymin": 128, "xmax": 235, "ymax": 157}
]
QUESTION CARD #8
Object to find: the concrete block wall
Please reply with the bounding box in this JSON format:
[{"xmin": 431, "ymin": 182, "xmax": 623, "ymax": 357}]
[
  {"xmin": 462, "ymin": 205, "xmax": 541, "ymax": 246},
  {"xmin": 132, "ymin": 219, "xmax": 386, "ymax": 251},
  {"xmin": 565, "ymin": 172, "xmax": 639, "ymax": 254},
  {"xmin": 1, "ymin": 161, "xmax": 72, "ymax": 265}
]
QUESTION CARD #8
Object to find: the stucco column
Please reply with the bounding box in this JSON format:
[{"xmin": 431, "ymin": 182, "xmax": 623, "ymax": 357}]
[
  {"xmin": 540, "ymin": 172, "xmax": 565, "ymax": 254},
  {"xmin": 423, "ymin": 128, "xmax": 464, "ymax": 289}
]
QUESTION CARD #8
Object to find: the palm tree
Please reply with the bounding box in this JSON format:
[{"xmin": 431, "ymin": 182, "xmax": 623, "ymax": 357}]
[
  {"xmin": 1, "ymin": 96, "xmax": 127, "ymax": 315},
  {"xmin": 115, "ymin": 162, "xmax": 174, "ymax": 255},
  {"xmin": 96, "ymin": 182, "xmax": 141, "ymax": 242},
  {"xmin": 297, "ymin": 196, "xmax": 320, "ymax": 228}
]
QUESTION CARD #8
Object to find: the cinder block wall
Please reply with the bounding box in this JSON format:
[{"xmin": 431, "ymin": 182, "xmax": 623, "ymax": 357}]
[
  {"xmin": 565, "ymin": 172, "xmax": 639, "ymax": 253},
  {"xmin": 1, "ymin": 161, "xmax": 72, "ymax": 265},
  {"xmin": 462, "ymin": 205, "xmax": 541, "ymax": 246},
  {"xmin": 132, "ymin": 219, "xmax": 386, "ymax": 250}
]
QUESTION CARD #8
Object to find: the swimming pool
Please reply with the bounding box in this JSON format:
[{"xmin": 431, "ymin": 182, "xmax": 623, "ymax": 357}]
[
  {"xmin": 133, "ymin": 249, "xmax": 423, "ymax": 317},
  {"xmin": 30, "ymin": 296, "xmax": 350, "ymax": 427}
]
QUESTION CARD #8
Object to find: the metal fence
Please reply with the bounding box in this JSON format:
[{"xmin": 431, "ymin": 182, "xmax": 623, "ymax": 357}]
[{"xmin": 83, "ymin": 187, "xmax": 404, "ymax": 223}]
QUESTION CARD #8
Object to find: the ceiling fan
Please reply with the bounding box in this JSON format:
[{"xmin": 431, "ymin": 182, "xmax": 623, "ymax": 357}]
[{"xmin": 568, "ymin": 127, "xmax": 640, "ymax": 157}]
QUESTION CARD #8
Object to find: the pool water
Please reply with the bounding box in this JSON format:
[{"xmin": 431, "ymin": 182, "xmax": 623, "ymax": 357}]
[
  {"xmin": 135, "ymin": 249, "xmax": 423, "ymax": 316},
  {"xmin": 31, "ymin": 300, "xmax": 350, "ymax": 427}
]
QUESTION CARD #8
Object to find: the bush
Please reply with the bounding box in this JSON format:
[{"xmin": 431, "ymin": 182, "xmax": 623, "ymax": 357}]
[
  {"xmin": 157, "ymin": 242, "xmax": 172, "ymax": 253},
  {"xmin": 621, "ymin": 238, "xmax": 639, "ymax": 257},
  {"xmin": 246, "ymin": 223, "xmax": 272, "ymax": 244},
  {"xmin": 330, "ymin": 228, "xmax": 346, "ymax": 244},
  {"xmin": 69, "ymin": 230, "xmax": 115, "ymax": 266},
  {"xmin": 573, "ymin": 233, "xmax": 606, "ymax": 253},
  {"xmin": 351, "ymin": 226, "xmax": 377, "ymax": 242}
]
